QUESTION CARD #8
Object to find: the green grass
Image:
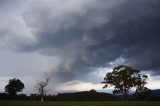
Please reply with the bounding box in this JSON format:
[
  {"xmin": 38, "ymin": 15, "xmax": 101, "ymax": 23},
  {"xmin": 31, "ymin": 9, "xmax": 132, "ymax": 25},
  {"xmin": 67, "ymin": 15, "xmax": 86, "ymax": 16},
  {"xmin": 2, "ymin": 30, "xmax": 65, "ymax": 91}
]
[{"xmin": 0, "ymin": 101, "xmax": 160, "ymax": 106}]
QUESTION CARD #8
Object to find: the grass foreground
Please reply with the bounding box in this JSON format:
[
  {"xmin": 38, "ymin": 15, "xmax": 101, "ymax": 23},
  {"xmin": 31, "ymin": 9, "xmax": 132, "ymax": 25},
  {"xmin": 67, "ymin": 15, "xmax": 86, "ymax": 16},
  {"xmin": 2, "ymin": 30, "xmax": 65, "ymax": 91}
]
[{"xmin": 0, "ymin": 101, "xmax": 160, "ymax": 106}]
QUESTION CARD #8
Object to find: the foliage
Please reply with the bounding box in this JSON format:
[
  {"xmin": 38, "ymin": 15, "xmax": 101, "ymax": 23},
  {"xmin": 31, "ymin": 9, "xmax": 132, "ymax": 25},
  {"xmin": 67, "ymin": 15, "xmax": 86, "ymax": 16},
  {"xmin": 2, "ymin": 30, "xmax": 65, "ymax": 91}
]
[
  {"xmin": 5, "ymin": 78, "xmax": 25, "ymax": 96},
  {"xmin": 102, "ymin": 65, "xmax": 149, "ymax": 99},
  {"xmin": 135, "ymin": 87, "xmax": 151, "ymax": 99}
]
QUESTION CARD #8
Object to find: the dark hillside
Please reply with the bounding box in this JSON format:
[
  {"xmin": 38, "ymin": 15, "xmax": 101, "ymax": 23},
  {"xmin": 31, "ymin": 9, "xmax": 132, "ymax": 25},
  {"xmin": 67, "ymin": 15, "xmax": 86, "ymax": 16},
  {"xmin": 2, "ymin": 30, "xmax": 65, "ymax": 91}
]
[{"xmin": 55, "ymin": 90, "xmax": 118, "ymax": 101}]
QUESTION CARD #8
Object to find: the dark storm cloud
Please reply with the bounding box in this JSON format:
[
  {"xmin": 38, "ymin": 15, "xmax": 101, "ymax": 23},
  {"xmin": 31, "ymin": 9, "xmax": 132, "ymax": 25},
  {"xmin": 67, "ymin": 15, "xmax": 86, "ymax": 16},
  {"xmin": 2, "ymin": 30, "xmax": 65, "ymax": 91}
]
[
  {"xmin": 105, "ymin": 0, "xmax": 160, "ymax": 71},
  {"xmin": 18, "ymin": 0, "xmax": 160, "ymax": 81}
]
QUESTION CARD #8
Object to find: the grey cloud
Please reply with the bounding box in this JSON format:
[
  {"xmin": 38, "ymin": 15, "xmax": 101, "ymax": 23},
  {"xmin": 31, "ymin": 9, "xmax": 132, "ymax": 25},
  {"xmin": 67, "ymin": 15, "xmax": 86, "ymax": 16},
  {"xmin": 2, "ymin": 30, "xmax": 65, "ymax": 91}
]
[{"xmin": 3, "ymin": 0, "xmax": 160, "ymax": 82}]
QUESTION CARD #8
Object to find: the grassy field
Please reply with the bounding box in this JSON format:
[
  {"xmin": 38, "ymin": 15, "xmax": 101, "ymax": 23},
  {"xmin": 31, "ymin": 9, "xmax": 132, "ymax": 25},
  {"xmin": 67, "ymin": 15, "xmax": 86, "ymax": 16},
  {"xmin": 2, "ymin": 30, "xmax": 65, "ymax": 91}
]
[{"xmin": 0, "ymin": 101, "xmax": 160, "ymax": 106}]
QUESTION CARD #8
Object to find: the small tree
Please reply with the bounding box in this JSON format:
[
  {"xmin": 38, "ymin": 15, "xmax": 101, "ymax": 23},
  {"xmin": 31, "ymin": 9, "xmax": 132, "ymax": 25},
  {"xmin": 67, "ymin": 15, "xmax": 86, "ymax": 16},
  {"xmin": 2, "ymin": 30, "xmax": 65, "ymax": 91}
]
[
  {"xmin": 135, "ymin": 74, "xmax": 151, "ymax": 99},
  {"xmin": 35, "ymin": 78, "xmax": 49, "ymax": 102},
  {"xmin": 102, "ymin": 65, "xmax": 149, "ymax": 99},
  {"xmin": 5, "ymin": 78, "xmax": 25, "ymax": 96}
]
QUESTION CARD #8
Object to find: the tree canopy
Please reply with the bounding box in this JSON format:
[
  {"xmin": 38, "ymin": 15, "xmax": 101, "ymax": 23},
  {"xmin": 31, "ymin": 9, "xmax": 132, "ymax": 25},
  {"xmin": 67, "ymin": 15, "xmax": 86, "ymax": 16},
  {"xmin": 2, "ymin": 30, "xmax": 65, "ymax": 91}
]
[
  {"xmin": 5, "ymin": 78, "xmax": 25, "ymax": 96},
  {"xmin": 102, "ymin": 65, "xmax": 149, "ymax": 99}
]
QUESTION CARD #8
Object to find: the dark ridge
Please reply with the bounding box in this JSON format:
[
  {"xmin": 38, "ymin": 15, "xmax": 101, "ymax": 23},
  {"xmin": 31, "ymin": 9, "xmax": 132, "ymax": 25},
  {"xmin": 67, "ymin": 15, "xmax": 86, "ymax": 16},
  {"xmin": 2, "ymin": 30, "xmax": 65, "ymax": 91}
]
[
  {"xmin": 150, "ymin": 89, "xmax": 160, "ymax": 96},
  {"xmin": 55, "ymin": 90, "xmax": 118, "ymax": 101}
]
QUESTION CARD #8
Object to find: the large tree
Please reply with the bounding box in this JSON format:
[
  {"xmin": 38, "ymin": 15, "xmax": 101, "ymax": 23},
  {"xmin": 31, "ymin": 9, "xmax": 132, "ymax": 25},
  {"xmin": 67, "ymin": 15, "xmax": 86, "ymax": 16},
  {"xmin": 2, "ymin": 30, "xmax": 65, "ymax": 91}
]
[
  {"xmin": 5, "ymin": 78, "xmax": 25, "ymax": 96},
  {"xmin": 102, "ymin": 65, "xmax": 149, "ymax": 99}
]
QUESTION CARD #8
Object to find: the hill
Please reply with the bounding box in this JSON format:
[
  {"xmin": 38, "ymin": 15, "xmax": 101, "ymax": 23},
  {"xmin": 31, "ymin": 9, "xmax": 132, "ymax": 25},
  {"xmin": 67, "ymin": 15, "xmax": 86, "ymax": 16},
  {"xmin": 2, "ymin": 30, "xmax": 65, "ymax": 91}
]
[
  {"xmin": 55, "ymin": 89, "xmax": 118, "ymax": 101},
  {"xmin": 150, "ymin": 89, "xmax": 160, "ymax": 96}
]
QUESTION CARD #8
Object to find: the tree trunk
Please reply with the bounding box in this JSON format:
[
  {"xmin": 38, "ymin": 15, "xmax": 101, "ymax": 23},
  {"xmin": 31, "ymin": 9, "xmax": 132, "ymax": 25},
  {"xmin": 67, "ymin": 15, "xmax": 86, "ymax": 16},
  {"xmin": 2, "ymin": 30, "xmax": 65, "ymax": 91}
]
[
  {"xmin": 123, "ymin": 88, "xmax": 128, "ymax": 100},
  {"xmin": 124, "ymin": 93, "xmax": 128, "ymax": 100},
  {"xmin": 41, "ymin": 96, "xmax": 44, "ymax": 102}
]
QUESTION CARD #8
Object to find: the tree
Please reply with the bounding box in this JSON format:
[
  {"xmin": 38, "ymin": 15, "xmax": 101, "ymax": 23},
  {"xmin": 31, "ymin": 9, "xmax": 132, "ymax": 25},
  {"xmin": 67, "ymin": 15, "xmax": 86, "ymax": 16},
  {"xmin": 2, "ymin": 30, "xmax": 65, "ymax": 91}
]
[
  {"xmin": 102, "ymin": 65, "xmax": 149, "ymax": 99},
  {"xmin": 35, "ymin": 78, "xmax": 49, "ymax": 102},
  {"xmin": 134, "ymin": 74, "xmax": 151, "ymax": 99},
  {"xmin": 5, "ymin": 78, "xmax": 25, "ymax": 96},
  {"xmin": 135, "ymin": 87, "xmax": 151, "ymax": 99}
]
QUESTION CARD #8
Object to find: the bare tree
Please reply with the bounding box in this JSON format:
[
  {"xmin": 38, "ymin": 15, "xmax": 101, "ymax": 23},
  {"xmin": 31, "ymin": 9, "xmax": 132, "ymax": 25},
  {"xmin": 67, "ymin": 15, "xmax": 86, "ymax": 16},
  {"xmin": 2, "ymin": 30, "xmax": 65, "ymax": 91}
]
[{"xmin": 35, "ymin": 78, "xmax": 49, "ymax": 102}]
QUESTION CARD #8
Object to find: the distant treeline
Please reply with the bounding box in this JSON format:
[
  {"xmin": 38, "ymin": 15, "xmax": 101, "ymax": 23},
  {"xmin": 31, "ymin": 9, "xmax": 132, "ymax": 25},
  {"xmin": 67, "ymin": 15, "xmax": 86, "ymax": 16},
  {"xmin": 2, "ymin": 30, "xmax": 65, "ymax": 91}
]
[
  {"xmin": 0, "ymin": 89, "xmax": 160, "ymax": 101},
  {"xmin": 0, "ymin": 90, "xmax": 118, "ymax": 101}
]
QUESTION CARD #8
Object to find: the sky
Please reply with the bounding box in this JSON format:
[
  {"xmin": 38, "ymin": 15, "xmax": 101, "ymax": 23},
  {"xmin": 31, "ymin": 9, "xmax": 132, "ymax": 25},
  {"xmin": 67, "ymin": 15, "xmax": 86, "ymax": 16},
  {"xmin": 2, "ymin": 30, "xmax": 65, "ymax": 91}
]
[{"xmin": 0, "ymin": 0, "xmax": 160, "ymax": 94}]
